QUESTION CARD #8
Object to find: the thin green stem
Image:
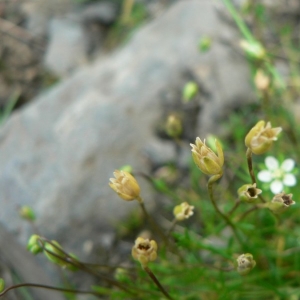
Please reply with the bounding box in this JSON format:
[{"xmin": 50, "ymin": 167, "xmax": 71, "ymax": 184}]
[
  {"xmin": 228, "ymin": 199, "xmax": 241, "ymax": 216},
  {"xmin": 137, "ymin": 197, "xmax": 185, "ymax": 261},
  {"xmin": 143, "ymin": 266, "xmax": 174, "ymax": 300},
  {"xmin": 137, "ymin": 197, "xmax": 169, "ymax": 245},
  {"xmin": 246, "ymin": 148, "xmax": 266, "ymax": 203},
  {"xmin": 246, "ymin": 148, "xmax": 256, "ymax": 185},
  {"xmin": 238, "ymin": 206, "xmax": 259, "ymax": 222},
  {"xmin": 0, "ymin": 283, "xmax": 101, "ymax": 298},
  {"xmin": 208, "ymin": 175, "xmax": 244, "ymax": 248},
  {"xmin": 38, "ymin": 238, "xmax": 135, "ymax": 295},
  {"xmin": 166, "ymin": 218, "xmax": 177, "ymax": 237},
  {"xmin": 134, "ymin": 172, "xmax": 181, "ymax": 201},
  {"xmin": 222, "ymin": 0, "xmax": 254, "ymax": 42}
]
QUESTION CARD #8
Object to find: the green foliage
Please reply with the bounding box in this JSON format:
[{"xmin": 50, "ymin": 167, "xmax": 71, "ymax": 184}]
[{"xmin": 105, "ymin": 1, "xmax": 148, "ymax": 48}]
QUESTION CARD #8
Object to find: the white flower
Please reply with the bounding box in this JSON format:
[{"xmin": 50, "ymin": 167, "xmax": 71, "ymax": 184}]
[{"xmin": 258, "ymin": 156, "xmax": 297, "ymax": 194}]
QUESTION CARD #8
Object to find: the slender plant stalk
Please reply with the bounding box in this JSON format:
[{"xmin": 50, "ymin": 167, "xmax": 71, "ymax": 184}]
[
  {"xmin": 238, "ymin": 206, "xmax": 259, "ymax": 222},
  {"xmin": 208, "ymin": 175, "xmax": 244, "ymax": 248},
  {"xmin": 246, "ymin": 148, "xmax": 266, "ymax": 203},
  {"xmin": 246, "ymin": 148, "xmax": 256, "ymax": 184},
  {"xmin": 228, "ymin": 199, "xmax": 241, "ymax": 216},
  {"xmin": 222, "ymin": 0, "xmax": 254, "ymax": 41},
  {"xmin": 38, "ymin": 238, "xmax": 135, "ymax": 295},
  {"xmin": 143, "ymin": 266, "xmax": 174, "ymax": 300},
  {"xmin": 137, "ymin": 197, "xmax": 169, "ymax": 245},
  {"xmin": 121, "ymin": 0, "xmax": 134, "ymax": 24},
  {"xmin": 136, "ymin": 197, "xmax": 185, "ymax": 261},
  {"xmin": 0, "ymin": 283, "xmax": 102, "ymax": 298},
  {"xmin": 166, "ymin": 218, "xmax": 177, "ymax": 237},
  {"xmin": 134, "ymin": 171, "xmax": 181, "ymax": 201}
]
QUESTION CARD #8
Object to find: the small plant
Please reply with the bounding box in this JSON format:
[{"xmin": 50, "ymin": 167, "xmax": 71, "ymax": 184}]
[{"xmin": 1, "ymin": 117, "xmax": 298, "ymax": 299}]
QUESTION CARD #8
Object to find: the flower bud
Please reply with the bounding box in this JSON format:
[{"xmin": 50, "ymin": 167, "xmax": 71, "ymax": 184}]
[
  {"xmin": 240, "ymin": 40, "xmax": 266, "ymax": 60},
  {"xmin": 254, "ymin": 69, "xmax": 270, "ymax": 91},
  {"xmin": 183, "ymin": 81, "xmax": 198, "ymax": 102},
  {"xmin": 238, "ymin": 183, "xmax": 262, "ymax": 203},
  {"xmin": 44, "ymin": 241, "xmax": 79, "ymax": 271},
  {"xmin": 27, "ymin": 234, "xmax": 43, "ymax": 255},
  {"xmin": 236, "ymin": 253, "xmax": 256, "ymax": 275},
  {"xmin": 173, "ymin": 202, "xmax": 194, "ymax": 221},
  {"xmin": 0, "ymin": 278, "xmax": 4, "ymax": 292},
  {"xmin": 190, "ymin": 137, "xmax": 224, "ymax": 176},
  {"xmin": 245, "ymin": 121, "xmax": 282, "ymax": 155},
  {"xmin": 132, "ymin": 237, "xmax": 157, "ymax": 267},
  {"xmin": 19, "ymin": 205, "xmax": 36, "ymax": 221},
  {"xmin": 165, "ymin": 114, "xmax": 182, "ymax": 138},
  {"xmin": 199, "ymin": 36, "xmax": 212, "ymax": 52},
  {"xmin": 109, "ymin": 170, "xmax": 141, "ymax": 201},
  {"xmin": 266, "ymin": 192, "xmax": 295, "ymax": 214},
  {"xmin": 44, "ymin": 240, "xmax": 66, "ymax": 266}
]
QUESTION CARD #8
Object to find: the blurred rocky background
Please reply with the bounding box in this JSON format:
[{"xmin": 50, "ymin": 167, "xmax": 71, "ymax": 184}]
[{"xmin": 2, "ymin": 0, "xmax": 296, "ymax": 298}]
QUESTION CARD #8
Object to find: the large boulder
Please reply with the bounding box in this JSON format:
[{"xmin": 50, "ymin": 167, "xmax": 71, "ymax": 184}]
[{"xmin": 0, "ymin": 0, "xmax": 252, "ymax": 254}]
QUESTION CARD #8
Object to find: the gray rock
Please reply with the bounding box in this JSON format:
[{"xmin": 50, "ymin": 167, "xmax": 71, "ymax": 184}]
[
  {"xmin": 136, "ymin": 0, "xmax": 174, "ymax": 18},
  {"xmin": 44, "ymin": 17, "xmax": 89, "ymax": 77},
  {"xmin": 21, "ymin": 0, "xmax": 75, "ymax": 38},
  {"xmin": 143, "ymin": 138, "xmax": 177, "ymax": 166},
  {"xmin": 81, "ymin": 1, "xmax": 119, "ymax": 26},
  {"xmin": 0, "ymin": 0, "xmax": 252, "ymax": 254}
]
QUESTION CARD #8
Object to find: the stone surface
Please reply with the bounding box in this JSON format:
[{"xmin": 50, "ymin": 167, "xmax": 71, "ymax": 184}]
[
  {"xmin": 0, "ymin": 0, "xmax": 253, "ymax": 254},
  {"xmin": 44, "ymin": 17, "xmax": 89, "ymax": 77},
  {"xmin": 81, "ymin": 1, "xmax": 119, "ymax": 26},
  {"xmin": 22, "ymin": 0, "xmax": 75, "ymax": 38},
  {"xmin": 143, "ymin": 138, "xmax": 177, "ymax": 167}
]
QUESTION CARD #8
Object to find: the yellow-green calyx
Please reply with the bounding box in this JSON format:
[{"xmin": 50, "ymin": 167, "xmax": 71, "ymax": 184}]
[
  {"xmin": 183, "ymin": 81, "xmax": 198, "ymax": 102},
  {"xmin": 240, "ymin": 40, "xmax": 266, "ymax": 60},
  {"xmin": 173, "ymin": 202, "xmax": 194, "ymax": 221},
  {"xmin": 0, "ymin": 278, "xmax": 5, "ymax": 292},
  {"xmin": 27, "ymin": 234, "xmax": 43, "ymax": 255},
  {"xmin": 254, "ymin": 69, "xmax": 270, "ymax": 91},
  {"xmin": 190, "ymin": 137, "xmax": 224, "ymax": 176},
  {"xmin": 44, "ymin": 240, "xmax": 66, "ymax": 265},
  {"xmin": 165, "ymin": 114, "xmax": 183, "ymax": 138},
  {"xmin": 109, "ymin": 170, "xmax": 141, "ymax": 201},
  {"xmin": 44, "ymin": 240, "xmax": 78, "ymax": 271},
  {"xmin": 245, "ymin": 121, "xmax": 282, "ymax": 155},
  {"xmin": 266, "ymin": 192, "xmax": 295, "ymax": 214},
  {"xmin": 238, "ymin": 183, "xmax": 262, "ymax": 203},
  {"xmin": 236, "ymin": 253, "xmax": 256, "ymax": 275},
  {"xmin": 19, "ymin": 205, "xmax": 36, "ymax": 221},
  {"xmin": 132, "ymin": 237, "xmax": 157, "ymax": 267}
]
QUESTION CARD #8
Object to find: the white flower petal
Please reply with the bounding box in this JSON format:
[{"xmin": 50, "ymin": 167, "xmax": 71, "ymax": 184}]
[
  {"xmin": 281, "ymin": 159, "xmax": 295, "ymax": 172},
  {"xmin": 265, "ymin": 156, "xmax": 279, "ymax": 171},
  {"xmin": 283, "ymin": 174, "xmax": 297, "ymax": 186},
  {"xmin": 258, "ymin": 170, "xmax": 273, "ymax": 182},
  {"xmin": 270, "ymin": 180, "xmax": 283, "ymax": 194}
]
